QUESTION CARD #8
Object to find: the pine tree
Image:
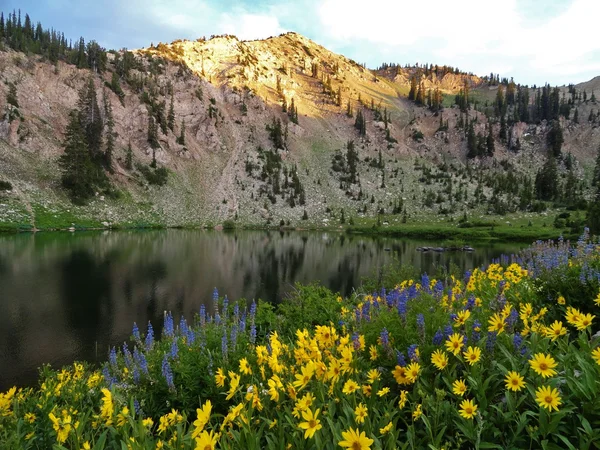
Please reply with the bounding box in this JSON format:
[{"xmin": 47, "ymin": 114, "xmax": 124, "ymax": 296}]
[
  {"xmin": 147, "ymin": 115, "xmax": 160, "ymax": 166},
  {"xmin": 6, "ymin": 82, "xmax": 18, "ymax": 108},
  {"xmin": 59, "ymin": 110, "xmax": 95, "ymax": 204},
  {"xmin": 499, "ymin": 114, "xmax": 507, "ymax": 142},
  {"xmin": 125, "ymin": 141, "xmax": 133, "ymax": 170},
  {"xmin": 534, "ymin": 156, "xmax": 559, "ymax": 201},
  {"xmin": 103, "ymin": 92, "xmax": 115, "ymax": 173},
  {"xmin": 486, "ymin": 124, "xmax": 495, "ymax": 157},
  {"xmin": 573, "ymin": 108, "xmax": 579, "ymax": 124},
  {"xmin": 177, "ymin": 119, "xmax": 186, "ymax": 146},
  {"xmin": 78, "ymin": 77, "xmax": 103, "ymax": 159},
  {"xmin": 547, "ymin": 120, "xmax": 564, "ymax": 158},
  {"xmin": 167, "ymin": 94, "xmax": 175, "ymax": 131},
  {"xmin": 466, "ymin": 122, "xmax": 477, "ymax": 158},
  {"xmin": 592, "ymin": 145, "xmax": 600, "ymax": 187}
]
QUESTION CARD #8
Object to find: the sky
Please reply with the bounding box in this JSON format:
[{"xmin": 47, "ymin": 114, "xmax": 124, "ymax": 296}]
[{"xmin": 3, "ymin": 0, "xmax": 600, "ymax": 86}]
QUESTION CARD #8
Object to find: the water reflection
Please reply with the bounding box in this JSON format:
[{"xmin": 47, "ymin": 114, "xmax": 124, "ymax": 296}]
[{"xmin": 0, "ymin": 230, "xmax": 526, "ymax": 389}]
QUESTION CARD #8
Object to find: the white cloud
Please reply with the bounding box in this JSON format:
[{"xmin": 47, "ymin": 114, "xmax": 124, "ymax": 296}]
[
  {"xmin": 317, "ymin": 0, "xmax": 600, "ymax": 84},
  {"xmin": 219, "ymin": 13, "xmax": 285, "ymax": 40}
]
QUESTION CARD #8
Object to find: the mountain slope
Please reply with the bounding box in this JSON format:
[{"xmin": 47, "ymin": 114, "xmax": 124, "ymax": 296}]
[{"xmin": 0, "ymin": 32, "xmax": 598, "ymax": 230}]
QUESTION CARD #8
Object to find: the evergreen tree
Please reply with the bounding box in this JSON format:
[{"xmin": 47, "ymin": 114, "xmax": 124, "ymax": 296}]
[
  {"xmin": 103, "ymin": 92, "xmax": 115, "ymax": 173},
  {"xmin": 168, "ymin": 94, "xmax": 175, "ymax": 132},
  {"xmin": 177, "ymin": 119, "xmax": 186, "ymax": 146},
  {"xmin": 534, "ymin": 157, "xmax": 559, "ymax": 201},
  {"xmin": 147, "ymin": 115, "xmax": 160, "ymax": 156},
  {"xmin": 59, "ymin": 111, "xmax": 95, "ymax": 204},
  {"xmin": 486, "ymin": 124, "xmax": 495, "ymax": 157},
  {"xmin": 77, "ymin": 77, "xmax": 103, "ymax": 159},
  {"xmin": 125, "ymin": 141, "xmax": 133, "ymax": 170},
  {"xmin": 466, "ymin": 122, "xmax": 477, "ymax": 158},
  {"xmin": 547, "ymin": 120, "xmax": 564, "ymax": 158},
  {"xmin": 573, "ymin": 108, "xmax": 579, "ymax": 124},
  {"xmin": 592, "ymin": 146, "xmax": 600, "ymax": 187},
  {"xmin": 499, "ymin": 114, "xmax": 507, "ymax": 142},
  {"xmin": 408, "ymin": 77, "xmax": 417, "ymax": 101},
  {"xmin": 346, "ymin": 140, "xmax": 358, "ymax": 184},
  {"xmin": 6, "ymin": 82, "xmax": 18, "ymax": 108}
]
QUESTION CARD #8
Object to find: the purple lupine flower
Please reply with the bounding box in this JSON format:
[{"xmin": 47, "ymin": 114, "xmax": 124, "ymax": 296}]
[
  {"xmin": 432, "ymin": 329, "xmax": 444, "ymax": 346},
  {"xmin": 164, "ymin": 312, "xmax": 174, "ymax": 338},
  {"xmin": 250, "ymin": 300, "xmax": 257, "ymax": 319},
  {"xmin": 179, "ymin": 316, "xmax": 188, "ymax": 336},
  {"xmin": 352, "ymin": 332, "xmax": 361, "ymax": 350},
  {"xmin": 133, "ymin": 365, "xmax": 140, "ymax": 384},
  {"xmin": 132, "ymin": 322, "xmax": 140, "ymax": 341},
  {"xmin": 145, "ymin": 322, "xmax": 154, "ymax": 350},
  {"xmin": 102, "ymin": 365, "xmax": 115, "ymax": 387},
  {"xmin": 396, "ymin": 350, "xmax": 407, "ymax": 367},
  {"xmin": 221, "ymin": 329, "xmax": 228, "ymax": 358},
  {"xmin": 133, "ymin": 347, "xmax": 149, "ymax": 375},
  {"xmin": 443, "ymin": 324, "xmax": 453, "ymax": 338},
  {"xmin": 416, "ymin": 314, "xmax": 425, "ymax": 335},
  {"xmin": 433, "ymin": 280, "xmax": 444, "ymax": 298},
  {"xmin": 199, "ymin": 304, "xmax": 206, "ymax": 326},
  {"xmin": 212, "ymin": 288, "xmax": 219, "ymax": 314},
  {"xmin": 463, "ymin": 270, "xmax": 471, "ymax": 285},
  {"xmin": 230, "ymin": 324, "xmax": 238, "ymax": 347},
  {"xmin": 486, "ymin": 331, "xmax": 497, "ymax": 353},
  {"xmin": 396, "ymin": 296, "xmax": 407, "ymax": 319},
  {"xmin": 507, "ymin": 309, "xmax": 519, "ymax": 328},
  {"xmin": 133, "ymin": 399, "xmax": 142, "ymax": 415},
  {"xmin": 161, "ymin": 355, "xmax": 175, "ymax": 390},
  {"xmin": 421, "ymin": 274, "xmax": 430, "ymax": 293},
  {"xmin": 122, "ymin": 343, "xmax": 133, "ymax": 369},
  {"xmin": 407, "ymin": 344, "xmax": 419, "ymax": 362},
  {"xmin": 109, "ymin": 347, "xmax": 118, "ymax": 368},
  {"xmin": 250, "ymin": 320, "xmax": 257, "ymax": 345},
  {"xmin": 222, "ymin": 296, "xmax": 229, "ymax": 322},
  {"xmin": 472, "ymin": 320, "xmax": 481, "ymax": 342},
  {"xmin": 465, "ymin": 295, "xmax": 475, "ymax": 310},
  {"xmin": 170, "ymin": 341, "xmax": 178, "ymax": 359},
  {"xmin": 233, "ymin": 302, "xmax": 239, "ymax": 322},
  {"xmin": 214, "ymin": 312, "xmax": 221, "ymax": 325},
  {"xmin": 207, "ymin": 353, "xmax": 214, "ymax": 377},
  {"xmin": 187, "ymin": 328, "xmax": 195, "ymax": 345},
  {"xmin": 380, "ymin": 328, "xmax": 390, "ymax": 349}
]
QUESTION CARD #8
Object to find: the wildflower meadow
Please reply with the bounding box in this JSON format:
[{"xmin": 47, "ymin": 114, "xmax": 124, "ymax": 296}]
[{"xmin": 1, "ymin": 232, "xmax": 600, "ymax": 449}]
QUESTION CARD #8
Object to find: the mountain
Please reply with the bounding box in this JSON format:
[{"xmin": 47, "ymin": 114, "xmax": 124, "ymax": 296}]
[{"xmin": 0, "ymin": 31, "xmax": 598, "ymax": 230}]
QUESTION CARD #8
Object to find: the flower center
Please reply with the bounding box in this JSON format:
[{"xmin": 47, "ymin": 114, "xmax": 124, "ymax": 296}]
[
  {"xmin": 466, "ymin": 407, "xmax": 473, "ymax": 414},
  {"xmin": 352, "ymin": 443, "xmax": 362, "ymax": 450},
  {"xmin": 545, "ymin": 395, "xmax": 553, "ymax": 404},
  {"xmin": 511, "ymin": 379, "xmax": 518, "ymax": 385},
  {"xmin": 309, "ymin": 419, "xmax": 316, "ymax": 428},
  {"xmin": 539, "ymin": 362, "xmax": 548, "ymax": 370}
]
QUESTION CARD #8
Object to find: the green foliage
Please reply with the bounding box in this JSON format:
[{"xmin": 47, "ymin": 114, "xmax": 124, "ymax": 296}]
[
  {"xmin": 276, "ymin": 283, "xmax": 342, "ymax": 336},
  {"xmin": 0, "ymin": 180, "xmax": 13, "ymax": 191},
  {"xmin": 138, "ymin": 164, "xmax": 168, "ymax": 186}
]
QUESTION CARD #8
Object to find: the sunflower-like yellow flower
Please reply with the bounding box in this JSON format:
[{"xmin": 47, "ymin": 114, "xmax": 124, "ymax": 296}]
[
  {"xmin": 431, "ymin": 349, "xmax": 449, "ymax": 371},
  {"xmin": 367, "ymin": 369, "xmax": 380, "ymax": 384},
  {"xmin": 194, "ymin": 430, "xmax": 218, "ymax": 450},
  {"xmin": 298, "ymin": 408, "xmax": 322, "ymax": 439},
  {"xmin": 459, "ymin": 399, "xmax": 478, "ymax": 419},
  {"xmin": 48, "ymin": 411, "xmax": 72, "ymax": 444},
  {"xmin": 339, "ymin": 428, "xmax": 374, "ymax": 450},
  {"xmin": 412, "ymin": 404, "xmax": 422, "ymax": 420},
  {"xmin": 100, "ymin": 388, "xmax": 113, "ymax": 426},
  {"xmin": 445, "ymin": 333, "xmax": 465, "ymax": 356},
  {"xmin": 594, "ymin": 292, "xmax": 600, "ymax": 307},
  {"xmin": 535, "ymin": 385, "xmax": 561, "ymax": 412},
  {"xmin": 116, "ymin": 406, "xmax": 129, "ymax": 428},
  {"xmin": 398, "ymin": 390, "xmax": 408, "ymax": 409},
  {"xmin": 239, "ymin": 358, "xmax": 252, "ymax": 375},
  {"xmin": 192, "ymin": 400, "xmax": 212, "ymax": 438},
  {"xmin": 226, "ymin": 372, "xmax": 240, "ymax": 400},
  {"xmin": 392, "ymin": 366, "xmax": 410, "ymax": 385},
  {"xmin": 529, "ymin": 353, "xmax": 558, "ymax": 378},
  {"xmin": 406, "ymin": 362, "xmax": 421, "ymax": 383},
  {"xmin": 565, "ymin": 306, "xmax": 583, "ymax": 327},
  {"xmin": 557, "ymin": 295, "xmax": 566, "ymax": 305},
  {"xmin": 592, "ymin": 347, "xmax": 600, "ymax": 366},
  {"xmin": 376, "ymin": 387, "xmax": 390, "ymax": 397},
  {"xmin": 354, "ymin": 403, "xmax": 368, "ymax": 424},
  {"xmin": 504, "ymin": 371, "xmax": 526, "ymax": 391},
  {"xmin": 544, "ymin": 321, "xmax": 567, "ymax": 341},
  {"xmin": 488, "ymin": 313, "xmax": 506, "ymax": 334},
  {"xmin": 454, "ymin": 309, "xmax": 471, "ymax": 327},
  {"xmin": 463, "ymin": 346, "xmax": 481, "ymax": 365},
  {"xmin": 369, "ymin": 345, "xmax": 378, "ymax": 361},
  {"xmin": 379, "ymin": 421, "xmax": 393, "ymax": 435},
  {"xmin": 342, "ymin": 379, "xmax": 360, "ymax": 395},
  {"xmin": 215, "ymin": 368, "xmax": 226, "ymax": 388},
  {"xmin": 452, "ymin": 379, "xmax": 467, "ymax": 396},
  {"xmin": 574, "ymin": 313, "xmax": 595, "ymax": 331}
]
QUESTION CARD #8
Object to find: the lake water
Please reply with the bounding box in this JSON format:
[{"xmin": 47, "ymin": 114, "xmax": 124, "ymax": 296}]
[{"xmin": 0, "ymin": 230, "xmax": 527, "ymax": 389}]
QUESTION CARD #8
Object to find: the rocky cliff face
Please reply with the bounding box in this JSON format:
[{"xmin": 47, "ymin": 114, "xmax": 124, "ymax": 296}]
[{"xmin": 0, "ymin": 33, "xmax": 598, "ymax": 229}]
